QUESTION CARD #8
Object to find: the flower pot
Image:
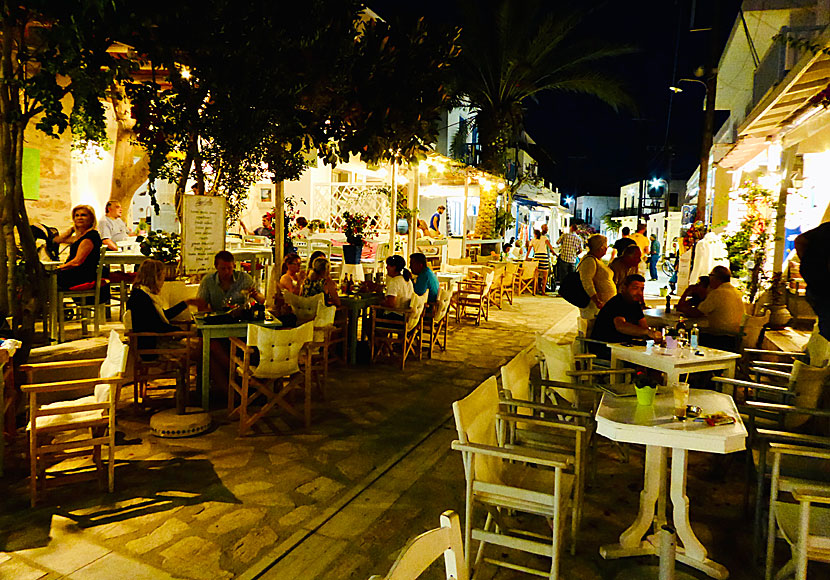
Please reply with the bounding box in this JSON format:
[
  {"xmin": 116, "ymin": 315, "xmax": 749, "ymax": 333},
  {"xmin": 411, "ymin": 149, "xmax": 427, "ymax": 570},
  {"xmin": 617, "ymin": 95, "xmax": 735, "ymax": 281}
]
[
  {"xmin": 396, "ymin": 218, "xmax": 409, "ymax": 235},
  {"xmin": 767, "ymin": 303, "xmax": 791, "ymax": 329},
  {"xmin": 343, "ymin": 244, "xmax": 363, "ymax": 265},
  {"xmin": 164, "ymin": 262, "xmax": 179, "ymax": 280},
  {"xmin": 635, "ymin": 385, "xmax": 657, "ymax": 406}
]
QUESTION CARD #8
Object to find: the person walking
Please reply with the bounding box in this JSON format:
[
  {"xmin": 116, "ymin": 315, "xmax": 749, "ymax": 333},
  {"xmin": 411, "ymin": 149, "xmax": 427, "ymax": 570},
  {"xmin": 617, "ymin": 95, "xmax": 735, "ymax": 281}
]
[
  {"xmin": 648, "ymin": 234, "xmax": 661, "ymax": 281},
  {"xmin": 555, "ymin": 223, "xmax": 583, "ymax": 292}
]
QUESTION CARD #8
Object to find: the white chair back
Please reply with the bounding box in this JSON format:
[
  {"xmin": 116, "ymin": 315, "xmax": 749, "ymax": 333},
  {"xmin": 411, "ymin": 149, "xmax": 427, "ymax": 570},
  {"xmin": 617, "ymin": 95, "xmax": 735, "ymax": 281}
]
[
  {"xmin": 405, "ymin": 291, "xmax": 428, "ymax": 332},
  {"xmin": 452, "ymin": 376, "xmax": 503, "ymax": 484},
  {"xmin": 535, "ymin": 333, "xmax": 577, "ymax": 404},
  {"xmin": 434, "ymin": 287, "xmax": 453, "ymax": 322},
  {"xmin": 313, "ymin": 302, "xmax": 336, "ymax": 342},
  {"xmin": 247, "ymin": 321, "xmax": 314, "ymax": 379},
  {"xmin": 500, "ymin": 346, "xmax": 536, "ymax": 405},
  {"xmin": 283, "ymin": 292, "xmax": 325, "ymax": 322}
]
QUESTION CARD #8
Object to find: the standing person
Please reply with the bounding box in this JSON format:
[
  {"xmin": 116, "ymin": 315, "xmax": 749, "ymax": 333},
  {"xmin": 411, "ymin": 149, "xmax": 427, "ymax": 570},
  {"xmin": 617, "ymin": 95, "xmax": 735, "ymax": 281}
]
[
  {"xmin": 525, "ymin": 229, "xmax": 554, "ymax": 294},
  {"xmin": 555, "ymin": 223, "xmax": 584, "ymax": 290},
  {"xmin": 253, "ymin": 213, "xmax": 275, "ymax": 239},
  {"xmin": 99, "ymin": 200, "xmax": 132, "ymax": 251},
  {"xmin": 609, "ymin": 245, "xmax": 642, "ymax": 293},
  {"xmin": 429, "ymin": 206, "xmax": 445, "ymax": 236},
  {"xmin": 795, "ymin": 223, "xmax": 830, "ymax": 339},
  {"xmin": 609, "ymin": 226, "xmax": 635, "ymax": 261},
  {"xmin": 648, "ymin": 234, "xmax": 661, "ymax": 281},
  {"xmin": 629, "ymin": 223, "xmax": 649, "ymax": 274},
  {"xmin": 578, "ymin": 234, "xmax": 615, "ymax": 321},
  {"xmin": 52, "ymin": 205, "xmax": 102, "ymax": 290},
  {"xmin": 197, "ymin": 250, "xmax": 264, "ymax": 310}
]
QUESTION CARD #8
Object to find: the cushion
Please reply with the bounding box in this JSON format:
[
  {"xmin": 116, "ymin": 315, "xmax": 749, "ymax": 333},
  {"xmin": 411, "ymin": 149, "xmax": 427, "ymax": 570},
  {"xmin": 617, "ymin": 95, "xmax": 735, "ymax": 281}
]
[
  {"xmin": 29, "ymin": 395, "xmax": 103, "ymax": 430},
  {"xmin": 284, "ymin": 292, "xmax": 325, "ymax": 323},
  {"xmin": 806, "ymin": 328, "xmax": 830, "ymax": 368},
  {"xmin": 313, "ymin": 303, "xmax": 336, "ymax": 343},
  {"xmin": 68, "ymin": 279, "xmax": 109, "ymax": 291},
  {"xmin": 96, "ymin": 330, "xmax": 129, "ymax": 401},
  {"xmin": 405, "ymin": 292, "xmax": 429, "ymax": 332},
  {"xmin": 248, "ymin": 321, "xmax": 314, "ymax": 379},
  {"xmin": 433, "ymin": 287, "xmax": 453, "ymax": 322},
  {"xmin": 785, "ymin": 360, "xmax": 830, "ymax": 430}
]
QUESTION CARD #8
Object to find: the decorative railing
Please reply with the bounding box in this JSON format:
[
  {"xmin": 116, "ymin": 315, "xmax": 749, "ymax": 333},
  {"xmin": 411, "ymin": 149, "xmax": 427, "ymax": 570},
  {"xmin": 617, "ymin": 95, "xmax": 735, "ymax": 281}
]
[{"xmin": 312, "ymin": 183, "xmax": 390, "ymax": 235}]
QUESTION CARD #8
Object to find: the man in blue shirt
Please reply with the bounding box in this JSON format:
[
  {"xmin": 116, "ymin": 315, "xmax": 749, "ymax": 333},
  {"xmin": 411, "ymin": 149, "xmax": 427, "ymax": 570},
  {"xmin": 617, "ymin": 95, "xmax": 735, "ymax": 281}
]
[
  {"xmin": 429, "ymin": 205, "xmax": 445, "ymax": 236},
  {"xmin": 410, "ymin": 252, "xmax": 439, "ymax": 302}
]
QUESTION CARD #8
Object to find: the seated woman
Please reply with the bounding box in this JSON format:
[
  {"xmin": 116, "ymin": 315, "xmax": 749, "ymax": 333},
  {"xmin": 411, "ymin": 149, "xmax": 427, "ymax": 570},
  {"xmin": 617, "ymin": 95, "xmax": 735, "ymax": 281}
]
[
  {"xmin": 279, "ymin": 252, "xmax": 303, "ymax": 294},
  {"xmin": 52, "ymin": 205, "xmax": 102, "ymax": 290},
  {"xmin": 416, "ymin": 219, "xmax": 430, "ymax": 239},
  {"xmin": 126, "ymin": 259, "xmax": 201, "ymax": 354},
  {"xmin": 676, "ymin": 275, "xmax": 709, "ymax": 316},
  {"xmin": 299, "ymin": 257, "xmax": 341, "ymax": 307},
  {"xmin": 380, "ymin": 255, "xmax": 414, "ymax": 318}
]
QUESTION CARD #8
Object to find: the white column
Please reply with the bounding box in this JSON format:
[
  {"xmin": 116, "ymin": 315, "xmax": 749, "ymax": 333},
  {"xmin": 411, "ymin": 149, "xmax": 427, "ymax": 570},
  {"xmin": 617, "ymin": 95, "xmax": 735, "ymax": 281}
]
[
  {"xmin": 389, "ymin": 160, "xmax": 398, "ymax": 254},
  {"xmin": 461, "ymin": 172, "xmax": 470, "ymax": 259}
]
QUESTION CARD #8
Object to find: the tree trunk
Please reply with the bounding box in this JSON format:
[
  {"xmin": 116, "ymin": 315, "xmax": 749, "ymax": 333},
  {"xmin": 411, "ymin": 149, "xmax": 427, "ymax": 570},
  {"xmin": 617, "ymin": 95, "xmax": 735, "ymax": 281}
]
[
  {"xmin": 473, "ymin": 186, "xmax": 498, "ymax": 239},
  {"xmin": 174, "ymin": 133, "xmax": 199, "ymax": 221},
  {"xmin": 109, "ymin": 88, "xmax": 150, "ymax": 210}
]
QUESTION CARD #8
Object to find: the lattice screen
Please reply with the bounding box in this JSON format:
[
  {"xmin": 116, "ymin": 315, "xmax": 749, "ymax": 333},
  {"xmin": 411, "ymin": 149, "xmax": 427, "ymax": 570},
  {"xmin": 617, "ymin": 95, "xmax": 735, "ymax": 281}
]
[{"xmin": 312, "ymin": 184, "xmax": 390, "ymax": 235}]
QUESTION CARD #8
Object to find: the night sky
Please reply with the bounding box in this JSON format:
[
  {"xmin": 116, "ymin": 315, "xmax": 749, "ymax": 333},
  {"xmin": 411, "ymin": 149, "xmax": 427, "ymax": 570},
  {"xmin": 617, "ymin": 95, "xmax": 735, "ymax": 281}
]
[{"xmin": 373, "ymin": 0, "xmax": 741, "ymax": 197}]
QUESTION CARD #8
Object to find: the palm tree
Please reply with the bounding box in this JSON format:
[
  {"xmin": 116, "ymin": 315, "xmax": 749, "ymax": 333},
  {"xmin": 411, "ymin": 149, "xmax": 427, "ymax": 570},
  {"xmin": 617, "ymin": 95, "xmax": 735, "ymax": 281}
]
[{"xmin": 456, "ymin": 0, "xmax": 635, "ymax": 237}]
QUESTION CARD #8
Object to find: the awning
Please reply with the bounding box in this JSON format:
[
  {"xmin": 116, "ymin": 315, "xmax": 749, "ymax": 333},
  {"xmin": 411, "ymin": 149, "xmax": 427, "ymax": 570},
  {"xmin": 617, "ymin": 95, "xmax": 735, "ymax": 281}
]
[{"xmin": 718, "ymin": 28, "xmax": 830, "ymax": 170}]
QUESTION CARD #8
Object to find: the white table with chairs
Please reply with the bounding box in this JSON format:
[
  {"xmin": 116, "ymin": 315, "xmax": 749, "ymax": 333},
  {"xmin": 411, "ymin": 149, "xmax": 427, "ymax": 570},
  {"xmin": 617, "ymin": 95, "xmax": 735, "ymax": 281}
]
[
  {"xmin": 609, "ymin": 343, "xmax": 739, "ymax": 388},
  {"xmin": 596, "ymin": 389, "xmax": 747, "ymax": 579}
]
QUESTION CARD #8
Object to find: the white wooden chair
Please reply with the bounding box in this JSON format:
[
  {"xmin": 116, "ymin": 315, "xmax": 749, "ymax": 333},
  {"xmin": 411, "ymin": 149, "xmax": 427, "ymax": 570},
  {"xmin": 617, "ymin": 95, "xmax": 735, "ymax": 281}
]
[
  {"xmin": 228, "ymin": 321, "xmax": 314, "ymax": 435},
  {"xmin": 451, "ymin": 376, "xmax": 576, "ymax": 579},
  {"xmin": 369, "ymin": 510, "xmax": 467, "ymax": 580},
  {"xmin": 766, "ymin": 443, "xmax": 830, "ymax": 580},
  {"xmin": 517, "ymin": 260, "xmax": 538, "ymax": 295},
  {"xmin": 20, "ymin": 330, "xmax": 128, "ymax": 506},
  {"xmin": 56, "ymin": 246, "xmax": 109, "ymax": 342},
  {"xmin": 370, "ymin": 292, "xmax": 428, "ymax": 369},
  {"xmin": 499, "ymin": 347, "xmax": 591, "ymax": 554},
  {"xmin": 283, "ymin": 292, "xmax": 325, "ymax": 323},
  {"xmin": 363, "ymin": 242, "xmax": 390, "ymax": 277},
  {"xmin": 423, "ymin": 287, "xmax": 453, "ymax": 358}
]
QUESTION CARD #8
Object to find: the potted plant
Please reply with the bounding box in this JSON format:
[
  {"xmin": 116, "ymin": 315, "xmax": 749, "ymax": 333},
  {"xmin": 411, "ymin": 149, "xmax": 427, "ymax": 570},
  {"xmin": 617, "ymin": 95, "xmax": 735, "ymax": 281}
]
[
  {"xmin": 137, "ymin": 231, "xmax": 181, "ymax": 278},
  {"xmin": 342, "ymin": 211, "xmax": 369, "ymax": 264},
  {"xmin": 633, "ymin": 371, "xmax": 658, "ymax": 406},
  {"xmin": 309, "ymin": 219, "xmax": 327, "ymax": 233}
]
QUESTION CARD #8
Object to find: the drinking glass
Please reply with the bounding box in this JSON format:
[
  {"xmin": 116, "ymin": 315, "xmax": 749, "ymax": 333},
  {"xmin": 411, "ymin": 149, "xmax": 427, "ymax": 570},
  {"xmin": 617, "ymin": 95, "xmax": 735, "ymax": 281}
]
[{"xmin": 673, "ymin": 382, "xmax": 690, "ymax": 419}]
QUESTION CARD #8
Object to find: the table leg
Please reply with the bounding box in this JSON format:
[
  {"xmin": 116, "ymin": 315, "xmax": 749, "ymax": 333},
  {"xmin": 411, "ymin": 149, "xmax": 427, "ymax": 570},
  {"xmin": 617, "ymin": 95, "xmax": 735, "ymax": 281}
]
[
  {"xmin": 49, "ymin": 274, "xmax": 58, "ymax": 344},
  {"xmin": 618, "ymin": 445, "xmax": 666, "ymax": 549},
  {"xmin": 201, "ymin": 333, "xmax": 211, "ymax": 410},
  {"xmin": 723, "ymin": 361, "xmax": 735, "ymax": 379},
  {"xmin": 670, "ymin": 448, "xmax": 730, "ymax": 579},
  {"xmin": 348, "ymin": 306, "xmax": 358, "ymax": 366}
]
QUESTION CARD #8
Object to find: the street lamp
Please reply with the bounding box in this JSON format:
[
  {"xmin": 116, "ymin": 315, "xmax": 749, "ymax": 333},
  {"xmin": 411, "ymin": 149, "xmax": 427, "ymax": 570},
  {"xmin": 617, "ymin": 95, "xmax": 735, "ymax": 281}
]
[{"xmin": 669, "ymin": 78, "xmax": 707, "ymax": 110}]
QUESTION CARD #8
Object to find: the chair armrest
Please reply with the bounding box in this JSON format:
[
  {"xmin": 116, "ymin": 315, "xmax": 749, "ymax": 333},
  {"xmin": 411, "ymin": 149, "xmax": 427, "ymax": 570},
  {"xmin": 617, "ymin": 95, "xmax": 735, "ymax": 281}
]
[
  {"xmin": 566, "ymin": 369, "xmax": 633, "ymax": 378},
  {"xmin": 756, "ymin": 429, "xmax": 830, "ymax": 448},
  {"xmin": 537, "ymin": 378, "xmax": 604, "ymax": 394},
  {"xmin": 744, "ymin": 349, "xmax": 805, "ymax": 358},
  {"xmin": 747, "ymin": 367, "xmax": 792, "ymax": 380},
  {"xmin": 369, "ymin": 305, "xmax": 409, "ymax": 315},
  {"xmin": 574, "ymin": 354, "xmax": 596, "ymax": 360},
  {"xmin": 127, "ymin": 331, "xmax": 196, "ymax": 338},
  {"xmin": 21, "ymin": 375, "xmax": 124, "ymax": 393},
  {"xmin": 497, "ymin": 412, "xmax": 588, "ymax": 432},
  {"xmin": 499, "ymin": 395, "xmax": 593, "ymax": 418},
  {"xmin": 712, "ymin": 377, "xmax": 793, "ymax": 396},
  {"xmin": 769, "ymin": 442, "xmax": 830, "ymax": 460},
  {"xmin": 19, "ymin": 359, "xmax": 106, "ymax": 373},
  {"xmin": 229, "ymin": 336, "xmax": 253, "ymax": 351},
  {"xmin": 451, "ymin": 440, "xmax": 572, "ymax": 469},
  {"xmin": 742, "ymin": 401, "xmax": 830, "ymax": 418},
  {"xmin": 792, "ymin": 486, "xmax": 830, "ymax": 505},
  {"xmin": 749, "ymin": 362, "xmax": 795, "ymax": 370}
]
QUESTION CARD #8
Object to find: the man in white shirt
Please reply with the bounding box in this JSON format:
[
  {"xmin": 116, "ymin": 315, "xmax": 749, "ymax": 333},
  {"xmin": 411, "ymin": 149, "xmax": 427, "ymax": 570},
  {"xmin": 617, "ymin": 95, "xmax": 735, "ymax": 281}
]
[
  {"xmin": 686, "ymin": 265, "xmax": 744, "ymax": 349},
  {"xmin": 99, "ymin": 200, "xmax": 132, "ymax": 251}
]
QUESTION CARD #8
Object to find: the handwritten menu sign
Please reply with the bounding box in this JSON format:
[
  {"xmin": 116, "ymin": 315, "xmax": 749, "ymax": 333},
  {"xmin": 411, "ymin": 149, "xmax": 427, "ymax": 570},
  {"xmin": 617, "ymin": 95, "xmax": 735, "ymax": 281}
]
[{"xmin": 182, "ymin": 195, "xmax": 226, "ymax": 274}]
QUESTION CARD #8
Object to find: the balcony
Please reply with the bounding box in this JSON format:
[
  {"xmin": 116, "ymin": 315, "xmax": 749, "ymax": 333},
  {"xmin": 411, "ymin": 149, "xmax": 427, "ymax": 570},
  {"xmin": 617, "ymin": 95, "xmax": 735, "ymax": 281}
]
[{"xmin": 751, "ymin": 25, "xmax": 826, "ymax": 113}]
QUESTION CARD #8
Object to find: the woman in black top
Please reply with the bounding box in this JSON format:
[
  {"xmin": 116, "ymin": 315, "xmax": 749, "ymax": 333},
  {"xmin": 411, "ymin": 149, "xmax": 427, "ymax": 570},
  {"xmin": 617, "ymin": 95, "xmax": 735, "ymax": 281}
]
[
  {"xmin": 127, "ymin": 259, "xmax": 201, "ymax": 354},
  {"xmin": 53, "ymin": 204, "xmax": 102, "ymax": 290}
]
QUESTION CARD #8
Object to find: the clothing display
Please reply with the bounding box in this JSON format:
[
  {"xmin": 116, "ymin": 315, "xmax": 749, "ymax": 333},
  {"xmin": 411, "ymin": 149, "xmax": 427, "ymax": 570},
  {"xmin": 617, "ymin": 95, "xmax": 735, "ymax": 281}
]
[{"xmin": 689, "ymin": 232, "xmax": 729, "ymax": 283}]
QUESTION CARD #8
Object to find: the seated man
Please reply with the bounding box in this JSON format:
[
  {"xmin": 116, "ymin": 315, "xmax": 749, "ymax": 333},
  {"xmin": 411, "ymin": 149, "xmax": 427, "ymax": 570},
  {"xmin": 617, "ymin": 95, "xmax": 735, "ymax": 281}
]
[
  {"xmin": 197, "ymin": 250, "xmax": 265, "ymax": 311},
  {"xmin": 684, "ymin": 265, "xmax": 744, "ymax": 349},
  {"xmin": 99, "ymin": 200, "xmax": 132, "ymax": 251},
  {"xmin": 410, "ymin": 252, "xmax": 439, "ymax": 303},
  {"xmin": 675, "ymin": 275, "xmax": 709, "ymax": 316},
  {"xmin": 591, "ymin": 274, "xmax": 661, "ymax": 346}
]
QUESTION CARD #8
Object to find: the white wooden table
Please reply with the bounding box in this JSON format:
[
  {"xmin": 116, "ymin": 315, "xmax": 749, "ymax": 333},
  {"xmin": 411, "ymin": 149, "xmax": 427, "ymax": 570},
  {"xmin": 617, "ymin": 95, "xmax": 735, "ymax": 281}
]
[
  {"xmin": 609, "ymin": 344, "xmax": 739, "ymax": 387},
  {"xmin": 596, "ymin": 389, "xmax": 747, "ymax": 579}
]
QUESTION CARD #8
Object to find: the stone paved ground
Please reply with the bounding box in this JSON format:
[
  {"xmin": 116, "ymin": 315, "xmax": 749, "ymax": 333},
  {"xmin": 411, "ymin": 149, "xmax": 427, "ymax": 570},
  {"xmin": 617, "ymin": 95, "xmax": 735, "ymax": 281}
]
[
  {"xmin": 2, "ymin": 292, "xmax": 826, "ymax": 579},
  {"xmin": 0, "ymin": 294, "xmax": 572, "ymax": 579}
]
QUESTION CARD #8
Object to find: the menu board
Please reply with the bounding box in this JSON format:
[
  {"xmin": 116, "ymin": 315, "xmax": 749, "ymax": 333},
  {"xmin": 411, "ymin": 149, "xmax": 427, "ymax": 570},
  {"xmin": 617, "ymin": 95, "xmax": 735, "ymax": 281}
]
[{"xmin": 182, "ymin": 195, "xmax": 226, "ymax": 274}]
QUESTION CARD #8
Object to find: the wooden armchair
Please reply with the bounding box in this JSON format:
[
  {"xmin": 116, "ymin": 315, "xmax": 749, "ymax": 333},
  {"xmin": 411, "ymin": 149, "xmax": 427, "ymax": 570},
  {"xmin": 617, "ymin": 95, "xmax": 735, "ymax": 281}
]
[
  {"xmin": 517, "ymin": 260, "xmax": 538, "ymax": 295},
  {"xmin": 451, "ymin": 376, "xmax": 576, "ymax": 579},
  {"xmin": 124, "ymin": 311, "xmax": 198, "ymax": 413},
  {"xmin": 228, "ymin": 321, "xmax": 314, "ymax": 435},
  {"xmin": 422, "ymin": 287, "xmax": 453, "ymax": 358},
  {"xmin": 20, "ymin": 330, "xmax": 128, "ymax": 506},
  {"xmin": 487, "ymin": 264, "xmax": 506, "ymax": 310},
  {"xmin": 369, "ymin": 293, "xmax": 428, "ymax": 369},
  {"xmin": 454, "ymin": 270, "xmax": 494, "ymax": 325},
  {"xmin": 500, "ymin": 262, "xmax": 519, "ymax": 306}
]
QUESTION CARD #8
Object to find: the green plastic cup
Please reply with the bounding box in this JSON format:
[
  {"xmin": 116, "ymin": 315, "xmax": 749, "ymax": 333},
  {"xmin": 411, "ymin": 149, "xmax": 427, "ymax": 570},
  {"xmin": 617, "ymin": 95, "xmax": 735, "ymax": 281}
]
[{"xmin": 635, "ymin": 385, "xmax": 657, "ymax": 406}]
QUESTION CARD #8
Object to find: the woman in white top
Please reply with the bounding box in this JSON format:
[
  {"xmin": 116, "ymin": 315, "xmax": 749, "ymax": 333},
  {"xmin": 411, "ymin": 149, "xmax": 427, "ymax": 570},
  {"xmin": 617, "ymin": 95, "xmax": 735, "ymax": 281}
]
[
  {"xmin": 525, "ymin": 229, "xmax": 555, "ymax": 293},
  {"xmin": 382, "ymin": 254, "xmax": 414, "ymax": 315},
  {"xmin": 578, "ymin": 234, "xmax": 615, "ymax": 320}
]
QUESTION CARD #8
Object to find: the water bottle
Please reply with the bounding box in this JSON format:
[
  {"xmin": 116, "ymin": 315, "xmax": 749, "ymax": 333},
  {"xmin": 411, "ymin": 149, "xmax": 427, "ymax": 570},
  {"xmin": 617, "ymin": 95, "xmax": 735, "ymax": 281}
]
[{"xmin": 690, "ymin": 324, "xmax": 699, "ymax": 350}]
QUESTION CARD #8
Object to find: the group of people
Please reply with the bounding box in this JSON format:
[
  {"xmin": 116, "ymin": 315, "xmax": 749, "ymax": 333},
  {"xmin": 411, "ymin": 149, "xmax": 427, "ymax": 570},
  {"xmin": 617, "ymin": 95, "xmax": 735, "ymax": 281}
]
[{"xmin": 500, "ymin": 222, "xmax": 584, "ymax": 294}]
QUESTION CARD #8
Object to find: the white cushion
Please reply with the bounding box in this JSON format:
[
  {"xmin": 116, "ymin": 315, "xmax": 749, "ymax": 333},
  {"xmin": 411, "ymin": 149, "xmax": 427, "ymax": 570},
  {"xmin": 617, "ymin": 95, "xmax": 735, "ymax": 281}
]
[
  {"xmin": 30, "ymin": 396, "xmax": 103, "ymax": 429},
  {"xmin": 284, "ymin": 292, "xmax": 325, "ymax": 323},
  {"xmin": 248, "ymin": 321, "xmax": 314, "ymax": 379},
  {"xmin": 97, "ymin": 330, "xmax": 128, "ymax": 402}
]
